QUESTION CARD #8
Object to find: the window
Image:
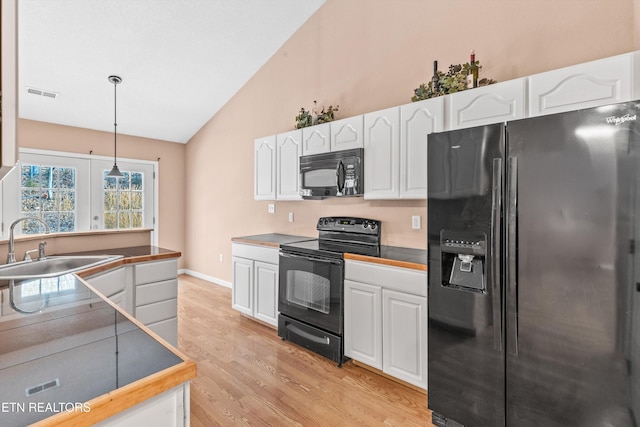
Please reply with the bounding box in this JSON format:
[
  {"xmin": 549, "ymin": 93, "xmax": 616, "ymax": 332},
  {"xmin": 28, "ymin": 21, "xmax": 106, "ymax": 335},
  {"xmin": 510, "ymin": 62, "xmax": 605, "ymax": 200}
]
[
  {"xmin": 103, "ymin": 170, "xmax": 144, "ymax": 229},
  {"xmin": 90, "ymin": 158, "xmax": 155, "ymax": 231},
  {"xmin": 20, "ymin": 163, "xmax": 77, "ymax": 233},
  {"xmin": 9, "ymin": 150, "xmax": 157, "ymax": 243}
]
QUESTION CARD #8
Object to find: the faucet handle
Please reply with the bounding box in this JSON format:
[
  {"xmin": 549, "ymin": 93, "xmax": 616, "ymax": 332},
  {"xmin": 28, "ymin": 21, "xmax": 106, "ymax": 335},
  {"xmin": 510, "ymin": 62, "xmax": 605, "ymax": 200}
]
[
  {"xmin": 38, "ymin": 241, "xmax": 47, "ymax": 260},
  {"xmin": 24, "ymin": 249, "xmax": 39, "ymax": 261}
]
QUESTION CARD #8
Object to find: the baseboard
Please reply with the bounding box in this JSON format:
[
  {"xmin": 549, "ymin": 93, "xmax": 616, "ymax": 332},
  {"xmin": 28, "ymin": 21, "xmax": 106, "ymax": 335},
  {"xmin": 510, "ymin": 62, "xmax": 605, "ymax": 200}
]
[
  {"xmin": 350, "ymin": 360, "xmax": 427, "ymax": 394},
  {"xmin": 179, "ymin": 269, "xmax": 231, "ymax": 288}
]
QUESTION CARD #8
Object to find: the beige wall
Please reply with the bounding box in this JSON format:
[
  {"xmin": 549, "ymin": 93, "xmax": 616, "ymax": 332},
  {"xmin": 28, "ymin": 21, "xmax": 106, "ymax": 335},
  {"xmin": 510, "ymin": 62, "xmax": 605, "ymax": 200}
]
[
  {"xmin": 18, "ymin": 119, "xmax": 186, "ymax": 268},
  {"xmin": 636, "ymin": 0, "xmax": 640, "ymax": 48},
  {"xmin": 185, "ymin": 0, "xmax": 637, "ymax": 283}
]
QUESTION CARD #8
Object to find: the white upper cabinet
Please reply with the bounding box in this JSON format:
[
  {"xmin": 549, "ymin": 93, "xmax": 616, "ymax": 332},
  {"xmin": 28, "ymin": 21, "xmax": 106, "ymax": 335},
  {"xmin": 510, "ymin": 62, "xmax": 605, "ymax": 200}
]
[
  {"xmin": 364, "ymin": 107, "xmax": 400, "ymax": 199},
  {"xmin": 330, "ymin": 115, "xmax": 364, "ymax": 151},
  {"xmin": 276, "ymin": 129, "xmax": 302, "ymax": 200},
  {"xmin": 1, "ymin": 0, "xmax": 18, "ymax": 181},
  {"xmin": 449, "ymin": 78, "xmax": 527, "ymax": 130},
  {"xmin": 254, "ymin": 136, "xmax": 276, "ymax": 200},
  {"xmin": 400, "ymin": 97, "xmax": 444, "ymax": 199},
  {"xmin": 528, "ymin": 51, "xmax": 640, "ymax": 117},
  {"xmin": 302, "ymin": 123, "xmax": 331, "ymax": 155}
]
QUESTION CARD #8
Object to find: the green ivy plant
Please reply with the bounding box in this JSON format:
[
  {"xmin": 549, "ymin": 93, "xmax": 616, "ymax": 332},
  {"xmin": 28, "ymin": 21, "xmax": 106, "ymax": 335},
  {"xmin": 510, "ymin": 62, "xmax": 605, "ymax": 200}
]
[
  {"xmin": 295, "ymin": 101, "xmax": 339, "ymax": 129},
  {"xmin": 411, "ymin": 61, "xmax": 497, "ymax": 102}
]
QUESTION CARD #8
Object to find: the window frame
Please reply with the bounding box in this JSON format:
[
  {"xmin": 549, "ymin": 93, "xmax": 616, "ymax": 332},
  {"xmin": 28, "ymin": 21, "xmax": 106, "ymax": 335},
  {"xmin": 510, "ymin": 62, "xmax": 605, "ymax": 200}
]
[{"xmin": 14, "ymin": 148, "xmax": 158, "ymax": 245}]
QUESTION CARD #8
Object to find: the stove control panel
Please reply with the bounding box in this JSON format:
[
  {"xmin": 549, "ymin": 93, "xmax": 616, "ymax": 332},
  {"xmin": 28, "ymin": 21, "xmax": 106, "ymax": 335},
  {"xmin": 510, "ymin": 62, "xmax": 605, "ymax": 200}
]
[{"xmin": 316, "ymin": 216, "xmax": 381, "ymax": 235}]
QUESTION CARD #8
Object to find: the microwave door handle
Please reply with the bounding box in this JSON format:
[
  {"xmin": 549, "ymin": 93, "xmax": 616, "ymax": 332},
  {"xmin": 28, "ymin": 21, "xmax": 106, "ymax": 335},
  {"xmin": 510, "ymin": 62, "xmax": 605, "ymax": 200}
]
[{"xmin": 336, "ymin": 160, "xmax": 345, "ymax": 195}]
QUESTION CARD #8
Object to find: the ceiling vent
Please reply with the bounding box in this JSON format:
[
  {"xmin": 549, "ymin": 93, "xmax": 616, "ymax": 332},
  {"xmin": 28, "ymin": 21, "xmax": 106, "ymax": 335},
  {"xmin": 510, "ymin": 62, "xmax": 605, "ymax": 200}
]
[{"xmin": 26, "ymin": 86, "xmax": 59, "ymax": 99}]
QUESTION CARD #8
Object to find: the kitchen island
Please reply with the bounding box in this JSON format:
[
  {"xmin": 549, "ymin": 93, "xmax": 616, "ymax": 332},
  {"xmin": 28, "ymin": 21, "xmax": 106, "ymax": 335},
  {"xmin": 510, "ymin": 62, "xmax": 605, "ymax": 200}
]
[{"xmin": 0, "ymin": 247, "xmax": 196, "ymax": 426}]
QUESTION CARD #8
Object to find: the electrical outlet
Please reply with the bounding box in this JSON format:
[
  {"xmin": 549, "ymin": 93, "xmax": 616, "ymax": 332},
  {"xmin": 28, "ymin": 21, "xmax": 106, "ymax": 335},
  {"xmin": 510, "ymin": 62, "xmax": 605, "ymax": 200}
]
[
  {"xmin": 268, "ymin": 204, "xmax": 275, "ymax": 214},
  {"xmin": 288, "ymin": 212, "xmax": 294, "ymax": 222},
  {"xmin": 219, "ymin": 254, "xmax": 224, "ymax": 262},
  {"xmin": 412, "ymin": 215, "xmax": 421, "ymax": 230}
]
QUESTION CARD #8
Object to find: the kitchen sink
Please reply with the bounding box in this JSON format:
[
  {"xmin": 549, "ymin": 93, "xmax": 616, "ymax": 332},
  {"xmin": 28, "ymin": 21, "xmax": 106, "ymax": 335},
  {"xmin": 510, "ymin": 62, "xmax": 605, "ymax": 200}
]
[{"xmin": 0, "ymin": 255, "xmax": 123, "ymax": 280}]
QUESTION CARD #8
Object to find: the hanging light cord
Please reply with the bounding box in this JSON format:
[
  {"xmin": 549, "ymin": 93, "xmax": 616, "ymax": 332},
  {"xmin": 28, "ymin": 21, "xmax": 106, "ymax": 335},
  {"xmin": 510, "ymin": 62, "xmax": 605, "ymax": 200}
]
[
  {"xmin": 113, "ymin": 80, "xmax": 118, "ymax": 165},
  {"xmin": 107, "ymin": 75, "xmax": 123, "ymax": 178}
]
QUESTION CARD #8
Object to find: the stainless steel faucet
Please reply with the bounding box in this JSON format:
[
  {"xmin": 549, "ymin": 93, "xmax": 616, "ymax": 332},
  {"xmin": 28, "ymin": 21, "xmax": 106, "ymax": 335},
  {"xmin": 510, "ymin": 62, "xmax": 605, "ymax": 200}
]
[{"xmin": 6, "ymin": 217, "xmax": 50, "ymax": 264}]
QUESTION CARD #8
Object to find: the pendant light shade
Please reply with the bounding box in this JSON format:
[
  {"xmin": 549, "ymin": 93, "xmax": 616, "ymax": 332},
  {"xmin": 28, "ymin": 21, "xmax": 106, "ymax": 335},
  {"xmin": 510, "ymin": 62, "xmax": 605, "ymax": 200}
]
[{"xmin": 107, "ymin": 75, "xmax": 124, "ymax": 178}]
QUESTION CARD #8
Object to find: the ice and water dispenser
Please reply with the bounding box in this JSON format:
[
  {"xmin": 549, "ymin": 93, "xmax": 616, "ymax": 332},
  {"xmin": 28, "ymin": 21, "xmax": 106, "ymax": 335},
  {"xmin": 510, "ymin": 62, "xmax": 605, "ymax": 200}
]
[{"xmin": 440, "ymin": 230, "xmax": 487, "ymax": 292}]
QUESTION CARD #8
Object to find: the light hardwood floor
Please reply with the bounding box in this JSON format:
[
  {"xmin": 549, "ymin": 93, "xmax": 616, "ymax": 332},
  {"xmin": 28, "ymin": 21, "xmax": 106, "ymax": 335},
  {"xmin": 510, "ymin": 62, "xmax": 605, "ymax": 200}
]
[{"xmin": 177, "ymin": 274, "xmax": 435, "ymax": 427}]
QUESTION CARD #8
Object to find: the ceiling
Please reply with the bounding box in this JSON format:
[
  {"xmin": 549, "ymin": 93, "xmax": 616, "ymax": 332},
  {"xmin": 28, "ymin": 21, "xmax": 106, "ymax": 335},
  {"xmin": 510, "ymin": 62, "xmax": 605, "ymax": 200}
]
[{"xmin": 18, "ymin": 0, "xmax": 325, "ymax": 144}]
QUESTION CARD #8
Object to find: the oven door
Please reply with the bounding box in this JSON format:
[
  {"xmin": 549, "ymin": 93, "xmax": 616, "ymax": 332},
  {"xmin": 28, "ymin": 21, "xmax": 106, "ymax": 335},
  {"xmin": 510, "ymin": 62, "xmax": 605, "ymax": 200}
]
[{"xmin": 278, "ymin": 251, "xmax": 344, "ymax": 334}]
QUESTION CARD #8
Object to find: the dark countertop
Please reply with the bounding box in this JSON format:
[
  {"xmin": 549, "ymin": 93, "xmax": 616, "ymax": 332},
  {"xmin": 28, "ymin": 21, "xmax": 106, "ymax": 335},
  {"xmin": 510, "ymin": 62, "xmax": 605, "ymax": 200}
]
[
  {"xmin": 60, "ymin": 245, "xmax": 181, "ymax": 260},
  {"xmin": 0, "ymin": 246, "xmax": 194, "ymax": 426},
  {"xmin": 232, "ymin": 233, "xmax": 427, "ymax": 271},
  {"xmin": 231, "ymin": 233, "xmax": 314, "ymax": 248},
  {"xmin": 346, "ymin": 245, "xmax": 427, "ymax": 271}
]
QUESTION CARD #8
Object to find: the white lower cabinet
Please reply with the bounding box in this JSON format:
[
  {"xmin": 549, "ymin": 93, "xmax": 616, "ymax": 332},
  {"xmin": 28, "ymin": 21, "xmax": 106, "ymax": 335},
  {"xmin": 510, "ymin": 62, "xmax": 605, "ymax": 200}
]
[
  {"xmin": 344, "ymin": 280, "xmax": 382, "ymax": 369},
  {"xmin": 344, "ymin": 259, "xmax": 427, "ymax": 390},
  {"xmin": 95, "ymin": 383, "xmax": 190, "ymax": 427},
  {"xmin": 232, "ymin": 243, "xmax": 279, "ymax": 327},
  {"xmin": 85, "ymin": 266, "xmax": 133, "ymax": 314},
  {"xmin": 382, "ymin": 288, "xmax": 427, "ymax": 388},
  {"xmin": 134, "ymin": 259, "xmax": 179, "ymax": 346},
  {"xmin": 85, "ymin": 259, "xmax": 179, "ymax": 347}
]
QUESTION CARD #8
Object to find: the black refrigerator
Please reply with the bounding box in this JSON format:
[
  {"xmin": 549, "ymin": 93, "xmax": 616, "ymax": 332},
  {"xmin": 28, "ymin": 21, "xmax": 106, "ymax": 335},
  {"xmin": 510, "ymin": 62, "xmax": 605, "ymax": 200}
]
[{"xmin": 427, "ymin": 100, "xmax": 640, "ymax": 427}]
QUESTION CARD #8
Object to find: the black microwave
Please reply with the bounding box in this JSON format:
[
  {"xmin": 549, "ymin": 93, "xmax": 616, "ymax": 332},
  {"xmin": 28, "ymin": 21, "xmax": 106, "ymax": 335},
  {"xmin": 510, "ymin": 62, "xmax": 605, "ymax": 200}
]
[{"xmin": 299, "ymin": 148, "xmax": 364, "ymax": 199}]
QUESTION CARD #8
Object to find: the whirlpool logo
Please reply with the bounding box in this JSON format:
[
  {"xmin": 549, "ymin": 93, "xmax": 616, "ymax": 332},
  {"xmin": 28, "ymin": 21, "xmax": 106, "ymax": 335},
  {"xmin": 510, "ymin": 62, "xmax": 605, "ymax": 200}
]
[{"xmin": 605, "ymin": 114, "xmax": 637, "ymax": 125}]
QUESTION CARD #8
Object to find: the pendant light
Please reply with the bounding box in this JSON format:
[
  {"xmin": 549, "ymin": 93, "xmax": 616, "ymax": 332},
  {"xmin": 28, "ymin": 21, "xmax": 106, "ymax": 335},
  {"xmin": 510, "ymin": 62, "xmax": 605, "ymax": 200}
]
[{"xmin": 107, "ymin": 75, "xmax": 124, "ymax": 177}]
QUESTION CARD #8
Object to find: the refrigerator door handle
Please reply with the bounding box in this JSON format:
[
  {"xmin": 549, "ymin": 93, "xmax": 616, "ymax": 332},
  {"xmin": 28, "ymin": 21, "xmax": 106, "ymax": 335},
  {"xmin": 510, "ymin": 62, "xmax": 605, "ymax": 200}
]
[
  {"xmin": 491, "ymin": 157, "xmax": 503, "ymax": 351},
  {"xmin": 506, "ymin": 156, "xmax": 518, "ymax": 356}
]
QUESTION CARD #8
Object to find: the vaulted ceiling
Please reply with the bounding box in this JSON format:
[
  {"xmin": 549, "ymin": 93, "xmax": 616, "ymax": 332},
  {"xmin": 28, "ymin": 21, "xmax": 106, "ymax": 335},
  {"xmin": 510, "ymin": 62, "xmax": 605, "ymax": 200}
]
[{"xmin": 18, "ymin": 0, "xmax": 325, "ymax": 143}]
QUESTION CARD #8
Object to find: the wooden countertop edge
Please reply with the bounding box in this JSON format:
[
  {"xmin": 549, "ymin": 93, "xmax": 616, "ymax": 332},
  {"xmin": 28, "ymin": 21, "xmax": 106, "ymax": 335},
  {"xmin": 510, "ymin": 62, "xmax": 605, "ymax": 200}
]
[
  {"xmin": 30, "ymin": 361, "xmax": 197, "ymax": 427},
  {"xmin": 231, "ymin": 238, "xmax": 280, "ymax": 248},
  {"xmin": 75, "ymin": 251, "xmax": 182, "ymax": 278},
  {"xmin": 344, "ymin": 253, "xmax": 427, "ymax": 271}
]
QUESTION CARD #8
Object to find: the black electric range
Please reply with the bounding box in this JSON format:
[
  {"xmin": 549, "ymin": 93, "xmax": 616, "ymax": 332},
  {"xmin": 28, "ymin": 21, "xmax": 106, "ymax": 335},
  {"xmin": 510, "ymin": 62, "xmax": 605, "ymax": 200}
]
[{"xmin": 278, "ymin": 217, "xmax": 381, "ymax": 365}]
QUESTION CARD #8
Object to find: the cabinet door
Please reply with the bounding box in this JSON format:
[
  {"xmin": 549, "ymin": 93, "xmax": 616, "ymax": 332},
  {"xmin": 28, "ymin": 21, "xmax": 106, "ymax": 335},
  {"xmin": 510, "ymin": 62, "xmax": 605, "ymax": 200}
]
[
  {"xmin": 276, "ymin": 130, "xmax": 302, "ymax": 200},
  {"xmin": 529, "ymin": 52, "xmax": 639, "ymax": 117},
  {"xmin": 254, "ymin": 136, "xmax": 276, "ymax": 200},
  {"xmin": 109, "ymin": 290, "xmax": 127, "ymax": 311},
  {"xmin": 95, "ymin": 383, "xmax": 187, "ymax": 427},
  {"xmin": 253, "ymin": 261, "xmax": 278, "ymax": 326},
  {"xmin": 1, "ymin": 164, "xmax": 19, "ymax": 239},
  {"xmin": 232, "ymin": 256, "xmax": 253, "ymax": 316},
  {"xmin": 330, "ymin": 115, "xmax": 363, "ymax": 151},
  {"xmin": 449, "ymin": 78, "xmax": 526, "ymax": 130},
  {"xmin": 302, "ymin": 123, "xmax": 331, "ymax": 155},
  {"xmin": 383, "ymin": 289, "xmax": 427, "ymax": 390},
  {"xmin": 400, "ymin": 98, "xmax": 444, "ymax": 199},
  {"xmin": 0, "ymin": 0, "xmax": 18, "ymax": 180},
  {"xmin": 364, "ymin": 107, "xmax": 400, "ymax": 199},
  {"xmin": 344, "ymin": 280, "xmax": 383, "ymax": 369},
  {"xmin": 86, "ymin": 266, "xmax": 133, "ymax": 314}
]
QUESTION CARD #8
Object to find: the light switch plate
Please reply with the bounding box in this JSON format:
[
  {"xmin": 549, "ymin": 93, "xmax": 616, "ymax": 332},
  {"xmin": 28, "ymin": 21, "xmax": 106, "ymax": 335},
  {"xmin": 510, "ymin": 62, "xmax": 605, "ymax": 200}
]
[
  {"xmin": 288, "ymin": 212, "xmax": 294, "ymax": 222},
  {"xmin": 412, "ymin": 215, "xmax": 421, "ymax": 230},
  {"xmin": 268, "ymin": 204, "xmax": 275, "ymax": 214}
]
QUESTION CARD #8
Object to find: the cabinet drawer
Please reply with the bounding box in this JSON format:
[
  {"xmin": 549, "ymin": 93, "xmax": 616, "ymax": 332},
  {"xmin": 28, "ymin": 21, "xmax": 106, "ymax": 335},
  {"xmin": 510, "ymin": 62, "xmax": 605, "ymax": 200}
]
[
  {"xmin": 146, "ymin": 317, "xmax": 178, "ymax": 347},
  {"xmin": 231, "ymin": 243, "xmax": 279, "ymax": 264},
  {"xmin": 136, "ymin": 298, "xmax": 177, "ymax": 324},
  {"xmin": 86, "ymin": 267, "xmax": 126, "ymax": 297},
  {"xmin": 136, "ymin": 279, "xmax": 178, "ymax": 306},
  {"xmin": 345, "ymin": 260, "xmax": 427, "ymax": 297},
  {"xmin": 135, "ymin": 259, "xmax": 178, "ymax": 285}
]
